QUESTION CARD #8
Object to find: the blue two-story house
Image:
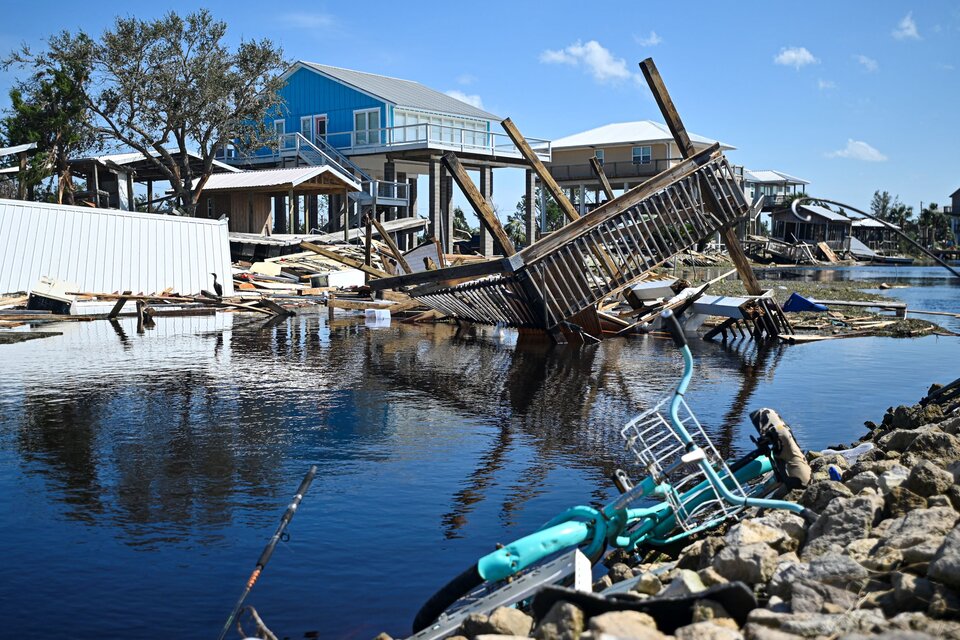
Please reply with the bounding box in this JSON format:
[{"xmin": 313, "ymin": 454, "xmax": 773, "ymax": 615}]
[{"xmin": 224, "ymin": 61, "xmax": 551, "ymax": 253}]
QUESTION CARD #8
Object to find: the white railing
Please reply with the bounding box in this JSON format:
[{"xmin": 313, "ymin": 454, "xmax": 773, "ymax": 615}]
[{"xmin": 323, "ymin": 124, "xmax": 552, "ymax": 159}]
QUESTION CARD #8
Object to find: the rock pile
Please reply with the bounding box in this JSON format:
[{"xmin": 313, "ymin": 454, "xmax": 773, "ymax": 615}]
[{"xmin": 385, "ymin": 380, "xmax": 960, "ymax": 640}]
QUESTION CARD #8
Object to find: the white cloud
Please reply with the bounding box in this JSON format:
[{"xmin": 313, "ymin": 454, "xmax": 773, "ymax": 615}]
[
  {"xmin": 827, "ymin": 139, "xmax": 888, "ymax": 162},
  {"xmin": 456, "ymin": 73, "xmax": 477, "ymax": 86},
  {"xmin": 818, "ymin": 79, "xmax": 836, "ymax": 90},
  {"xmin": 539, "ymin": 40, "xmax": 634, "ymax": 83},
  {"xmin": 774, "ymin": 46, "xmax": 818, "ymax": 70},
  {"xmin": 277, "ymin": 12, "xmax": 335, "ymax": 28},
  {"xmin": 893, "ymin": 12, "xmax": 920, "ymax": 40},
  {"xmin": 855, "ymin": 54, "xmax": 879, "ymax": 72},
  {"xmin": 445, "ymin": 90, "xmax": 484, "ymax": 109},
  {"xmin": 634, "ymin": 31, "xmax": 663, "ymax": 46}
]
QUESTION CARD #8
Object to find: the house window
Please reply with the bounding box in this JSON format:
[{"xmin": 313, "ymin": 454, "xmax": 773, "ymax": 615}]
[
  {"xmin": 594, "ymin": 149, "xmax": 604, "ymax": 166},
  {"xmin": 300, "ymin": 116, "xmax": 312, "ymax": 141},
  {"xmin": 632, "ymin": 145, "xmax": 651, "ymax": 165},
  {"xmin": 354, "ymin": 108, "xmax": 380, "ymax": 146}
]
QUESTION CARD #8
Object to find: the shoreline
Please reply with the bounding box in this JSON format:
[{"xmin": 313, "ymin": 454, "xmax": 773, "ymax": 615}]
[{"xmin": 398, "ymin": 380, "xmax": 960, "ymax": 640}]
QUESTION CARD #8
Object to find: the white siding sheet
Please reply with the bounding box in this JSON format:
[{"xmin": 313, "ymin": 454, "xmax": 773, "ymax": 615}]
[{"xmin": 0, "ymin": 199, "xmax": 234, "ymax": 296}]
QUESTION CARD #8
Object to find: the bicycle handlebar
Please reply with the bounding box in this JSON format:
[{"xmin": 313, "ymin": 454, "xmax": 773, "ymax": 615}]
[{"xmin": 661, "ymin": 309, "xmax": 687, "ymax": 348}]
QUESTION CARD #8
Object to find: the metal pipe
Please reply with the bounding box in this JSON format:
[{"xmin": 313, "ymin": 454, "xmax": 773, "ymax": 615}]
[{"xmin": 790, "ymin": 197, "xmax": 960, "ymax": 279}]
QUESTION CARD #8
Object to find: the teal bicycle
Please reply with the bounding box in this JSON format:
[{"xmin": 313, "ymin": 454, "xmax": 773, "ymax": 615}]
[{"xmin": 413, "ymin": 310, "xmax": 816, "ymax": 633}]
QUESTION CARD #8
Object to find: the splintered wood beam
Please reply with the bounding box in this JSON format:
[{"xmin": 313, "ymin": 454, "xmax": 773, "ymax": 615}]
[
  {"xmin": 441, "ymin": 152, "xmax": 516, "ymax": 256},
  {"xmin": 299, "ymin": 241, "xmax": 391, "ymax": 279},
  {"xmin": 501, "ymin": 118, "xmax": 579, "ymax": 222},
  {"xmin": 638, "ymin": 57, "xmax": 762, "ymax": 296},
  {"xmin": 369, "ymin": 216, "xmax": 413, "ymax": 274},
  {"xmin": 589, "ymin": 157, "xmax": 615, "ymax": 201}
]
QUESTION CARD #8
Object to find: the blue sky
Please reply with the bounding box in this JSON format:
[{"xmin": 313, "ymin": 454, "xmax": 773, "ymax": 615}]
[{"xmin": 2, "ymin": 1, "xmax": 958, "ymax": 218}]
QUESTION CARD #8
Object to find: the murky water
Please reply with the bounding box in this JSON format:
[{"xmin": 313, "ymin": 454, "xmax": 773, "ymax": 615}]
[{"xmin": 0, "ymin": 266, "xmax": 957, "ymax": 638}]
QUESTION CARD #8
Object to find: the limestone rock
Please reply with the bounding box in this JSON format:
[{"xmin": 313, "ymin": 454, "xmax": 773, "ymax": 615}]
[
  {"xmin": 846, "ymin": 471, "xmax": 879, "ymax": 493},
  {"xmin": 692, "ymin": 599, "xmax": 731, "ymax": 623},
  {"xmin": 805, "ymin": 552, "xmax": 869, "ymax": 591},
  {"xmin": 608, "ymin": 562, "xmax": 633, "ymax": 584},
  {"xmin": 878, "ymin": 507, "xmax": 958, "ymax": 555},
  {"xmin": 535, "ymin": 601, "xmax": 584, "ymax": 640},
  {"xmin": 878, "ymin": 465, "xmax": 911, "ymax": 493},
  {"xmin": 752, "ymin": 512, "xmax": 807, "ymax": 549},
  {"xmin": 901, "ymin": 430, "xmax": 960, "ymax": 469},
  {"xmin": 928, "ymin": 524, "xmax": 960, "ymax": 590},
  {"xmin": 789, "ymin": 578, "xmax": 857, "ymax": 614},
  {"xmin": 800, "ymin": 480, "xmax": 852, "ymax": 513},
  {"xmin": 697, "ymin": 567, "xmax": 728, "ymax": 588},
  {"xmin": 675, "ymin": 621, "xmax": 743, "ymax": 640},
  {"xmin": 725, "ymin": 519, "xmax": 797, "ymax": 554},
  {"xmin": 906, "ymin": 460, "xmax": 955, "ymax": 497},
  {"xmin": 487, "ymin": 608, "xmax": 534, "ymax": 637},
  {"xmin": 889, "ymin": 571, "xmax": 936, "ymax": 613},
  {"xmin": 884, "ymin": 486, "xmax": 928, "ymax": 519},
  {"xmin": 802, "ymin": 492, "xmax": 884, "ymax": 559},
  {"xmin": 631, "ymin": 572, "xmax": 663, "ymax": 596},
  {"xmin": 588, "ymin": 611, "xmax": 662, "ymax": 639},
  {"xmin": 713, "ymin": 542, "xmax": 779, "ymax": 584},
  {"xmin": 661, "ymin": 569, "xmax": 706, "ymax": 597}
]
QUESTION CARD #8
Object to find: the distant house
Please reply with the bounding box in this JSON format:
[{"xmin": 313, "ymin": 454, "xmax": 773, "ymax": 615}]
[
  {"xmin": 850, "ymin": 217, "xmax": 899, "ymax": 251},
  {"xmin": 949, "ymin": 188, "xmax": 960, "ymax": 245},
  {"xmin": 223, "ymin": 61, "xmax": 550, "ymax": 253},
  {"xmin": 771, "ymin": 204, "xmax": 851, "ymax": 246},
  {"xmin": 545, "ymin": 121, "xmax": 731, "ymax": 215},
  {"xmin": 742, "ymin": 170, "xmax": 808, "ymax": 211}
]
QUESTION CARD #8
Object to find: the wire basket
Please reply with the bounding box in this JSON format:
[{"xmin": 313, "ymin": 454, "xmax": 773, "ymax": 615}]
[{"xmin": 619, "ymin": 395, "xmax": 746, "ymax": 532}]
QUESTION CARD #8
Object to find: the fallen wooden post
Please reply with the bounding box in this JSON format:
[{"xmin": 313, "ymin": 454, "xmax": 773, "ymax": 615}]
[
  {"xmin": 810, "ymin": 298, "xmax": 908, "ymax": 318},
  {"xmin": 108, "ymin": 290, "xmax": 132, "ymax": 319},
  {"xmin": 639, "ymin": 58, "xmax": 763, "ymax": 296},
  {"xmin": 589, "ymin": 156, "xmax": 615, "ymax": 201},
  {"xmin": 441, "ymin": 152, "xmax": 516, "ymax": 256},
  {"xmin": 299, "ymin": 241, "xmax": 391, "ymax": 279},
  {"xmin": 369, "ymin": 216, "xmax": 413, "ymax": 274}
]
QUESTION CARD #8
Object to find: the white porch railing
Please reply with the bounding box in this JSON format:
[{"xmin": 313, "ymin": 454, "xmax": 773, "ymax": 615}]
[{"xmin": 322, "ymin": 123, "xmax": 552, "ymax": 160}]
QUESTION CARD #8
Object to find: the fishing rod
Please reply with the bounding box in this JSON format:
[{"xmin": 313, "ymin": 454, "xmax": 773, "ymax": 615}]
[{"xmin": 217, "ymin": 465, "xmax": 318, "ymax": 640}]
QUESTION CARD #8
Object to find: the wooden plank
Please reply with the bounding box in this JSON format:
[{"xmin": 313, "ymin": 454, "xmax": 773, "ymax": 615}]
[
  {"xmin": 364, "ymin": 215, "xmax": 373, "ymax": 284},
  {"xmin": 817, "ymin": 241, "xmax": 840, "ymax": 263},
  {"xmin": 108, "ymin": 291, "xmax": 132, "ymax": 319},
  {"xmin": 501, "ymin": 117, "xmax": 579, "ymax": 222},
  {"xmin": 639, "ymin": 57, "xmax": 762, "ymax": 296},
  {"xmin": 441, "ymin": 152, "xmax": 516, "ymax": 256},
  {"xmin": 299, "ymin": 241, "xmax": 391, "ymax": 279},
  {"xmin": 589, "ymin": 157, "xmax": 615, "ymax": 201},
  {"xmin": 370, "ymin": 216, "xmax": 413, "ymax": 274},
  {"xmin": 366, "ymin": 256, "xmax": 512, "ymax": 291}
]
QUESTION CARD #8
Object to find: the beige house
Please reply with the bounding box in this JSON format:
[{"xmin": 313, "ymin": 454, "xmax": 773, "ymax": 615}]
[{"xmin": 545, "ymin": 120, "xmax": 733, "ymax": 215}]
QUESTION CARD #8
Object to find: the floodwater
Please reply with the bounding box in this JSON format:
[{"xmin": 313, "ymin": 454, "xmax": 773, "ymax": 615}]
[{"xmin": 0, "ymin": 266, "xmax": 956, "ymax": 639}]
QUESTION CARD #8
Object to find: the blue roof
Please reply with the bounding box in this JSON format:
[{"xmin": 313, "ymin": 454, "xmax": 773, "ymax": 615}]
[{"xmin": 294, "ymin": 62, "xmax": 501, "ymax": 121}]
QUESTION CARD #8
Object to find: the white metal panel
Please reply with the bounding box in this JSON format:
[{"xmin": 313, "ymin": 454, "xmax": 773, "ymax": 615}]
[
  {"xmin": 551, "ymin": 120, "xmax": 732, "ymax": 151},
  {"xmin": 0, "ymin": 199, "xmax": 234, "ymax": 296}
]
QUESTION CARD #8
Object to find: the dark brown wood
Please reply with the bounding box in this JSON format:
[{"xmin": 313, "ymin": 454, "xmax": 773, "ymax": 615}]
[
  {"xmin": 299, "ymin": 241, "xmax": 391, "ymax": 279},
  {"xmin": 366, "ymin": 256, "xmax": 513, "ymax": 291},
  {"xmin": 501, "ymin": 118, "xmax": 580, "ymax": 222},
  {"xmin": 639, "ymin": 57, "xmax": 762, "ymax": 296},
  {"xmin": 441, "ymin": 152, "xmax": 516, "ymax": 256},
  {"xmin": 589, "ymin": 157, "xmax": 615, "ymax": 201},
  {"xmin": 108, "ymin": 291, "xmax": 132, "ymax": 318},
  {"xmin": 370, "ymin": 216, "xmax": 413, "ymax": 274},
  {"xmin": 364, "ymin": 215, "xmax": 373, "ymax": 284}
]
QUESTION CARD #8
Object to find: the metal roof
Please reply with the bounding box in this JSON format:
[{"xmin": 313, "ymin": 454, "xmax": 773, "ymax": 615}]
[
  {"xmin": 744, "ymin": 169, "xmax": 809, "ymax": 185},
  {"xmin": 199, "ymin": 166, "xmax": 360, "ymax": 192},
  {"xmin": 799, "ymin": 204, "xmax": 851, "ymax": 223},
  {"xmin": 70, "ymin": 149, "xmax": 240, "ymax": 177},
  {"xmin": 550, "ymin": 121, "xmax": 733, "ymax": 150},
  {"xmin": 296, "ymin": 62, "xmax": 501, "ymax": 121},
  {"xmin": 851, "ymin": 217, "xmax": 887, "ymax": 228},
  {"xmin": 0, "ymin": 142, "xmax": 38, "ymax": 157},
  {"xmin": 0, "ymin": 198, "xmax": 233, "ymax": 296}
]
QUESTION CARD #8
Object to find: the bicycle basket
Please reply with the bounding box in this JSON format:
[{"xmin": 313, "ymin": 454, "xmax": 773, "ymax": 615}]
[{"xmin": 619, "ymin": 395, "xmax": 747, "ymax": 533}]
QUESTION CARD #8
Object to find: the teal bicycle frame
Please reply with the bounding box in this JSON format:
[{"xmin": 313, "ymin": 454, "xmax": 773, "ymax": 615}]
[{"xmin": 476, "ymin": 312, "xmax": 808, "ymax": 583}]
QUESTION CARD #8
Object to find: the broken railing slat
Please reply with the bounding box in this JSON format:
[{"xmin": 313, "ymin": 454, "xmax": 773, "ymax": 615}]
[{"xmin": 369, "ymin": 216, "xmax": 413, "ymax": 274}]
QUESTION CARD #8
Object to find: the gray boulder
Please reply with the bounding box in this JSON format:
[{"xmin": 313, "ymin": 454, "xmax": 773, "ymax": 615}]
[
  {"xmin": 802, "ymin": 492, "xmax": 884, "ymax": 558},
  {"xmin": 789, "ymin": 578, "xmax": 858, "ymax": 614},
  {"xmin": 800, "ymin": 480, "xmax": 853, "ymax": 513},
  {"xmin": 905, "ymin": 460, "xmax": 955, "ymax": 497},
  {"xmin": 534, "ymin": 601, "xmax": 584, "ymax": 640},
  {"xmin": 884, "ymin": 486, "xmax": 928, "ymax": 519},
  {"xmin": 675, "ymin": 622, "xmax": 743, "ymax": 640},
  {"xmin": 928, "ymin": 524, "xmax": 960, "ymax": 589},
  {"xmin": 588, "ymin": 611, "xmax": 663, "ymax": 639},
  {"xmin": 713, "ymin": 542, "xmax": 779, "ymax": 584},
  {"xmin": 901, "ymin": 430, "xmax": 960, "ymax": 468}
]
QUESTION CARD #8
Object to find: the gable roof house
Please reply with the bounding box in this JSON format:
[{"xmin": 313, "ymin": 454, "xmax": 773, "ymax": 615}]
[
  {"xmin": 544, "ymin": 121, "xmax": 732, "ymax": 216},
  {"xmin": 222, "ymin": 62, "xmax": 552, "ymax": 253}
]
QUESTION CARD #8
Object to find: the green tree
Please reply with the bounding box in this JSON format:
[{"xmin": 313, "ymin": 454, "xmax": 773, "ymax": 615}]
[
  {"xmin": 452, "ymin": 205, "xmax": 477, "ymax": 236},
  {"xmin": 870, "ymin": 190, "xmax": 893, "ymax": 221},
  {"xmin": 7, "ymin": 10, "xmax": 286, "ymax": 215},
  {"xmin": 2, "ymin": 59, "xmax": 98, "ymax": 203}
]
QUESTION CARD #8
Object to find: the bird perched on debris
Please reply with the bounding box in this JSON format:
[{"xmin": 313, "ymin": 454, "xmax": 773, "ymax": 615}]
[{"xmin": 201, "ymin": 273, "xmax": 223, "ymax": 300}]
